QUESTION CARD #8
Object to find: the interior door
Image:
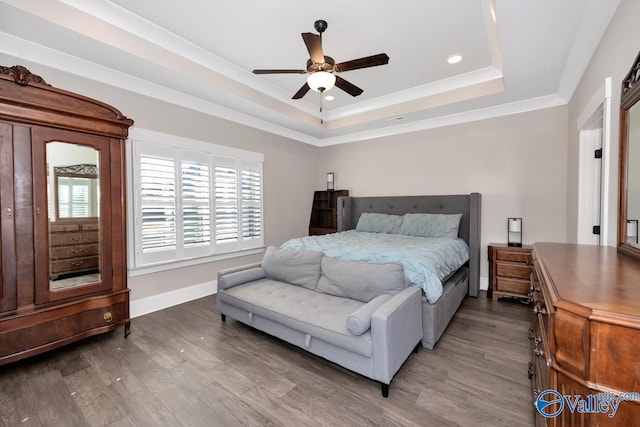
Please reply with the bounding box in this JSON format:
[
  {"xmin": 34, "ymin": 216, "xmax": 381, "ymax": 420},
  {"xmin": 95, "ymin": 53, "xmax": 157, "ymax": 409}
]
[
  {"xmin": 577, "ymin": 126, "xmax": 603, "ymax": 245},
  {"xmin": 31, "ymin": 126, "xmax": 113, "ymax": 304}
]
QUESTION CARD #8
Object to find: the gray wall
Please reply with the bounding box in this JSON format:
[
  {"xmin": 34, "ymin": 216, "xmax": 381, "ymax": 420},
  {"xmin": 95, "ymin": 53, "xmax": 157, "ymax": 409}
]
[
  {"xmin": 318, "ymin": 106, "xmax": 569, "ymax": 286},
  {"xmin": 567, "ymin": 0, "xmax": 640, "ymax": 244},
  {"xmin": 0, "ymin": 57, "xmax": 321, "ymax": 302}
]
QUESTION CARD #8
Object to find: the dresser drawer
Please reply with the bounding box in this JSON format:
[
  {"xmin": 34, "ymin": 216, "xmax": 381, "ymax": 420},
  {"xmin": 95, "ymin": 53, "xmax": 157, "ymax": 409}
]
[
  {"xmin": 50, "ymin": 256, "xmax": 99, "ymax": 274},
  {"xmin": 50, "ymin": 243, "xmax": 99, "ymax": 260},
  {"xmin": 49, "ymin": 223, "xmax": 80, "ymax": 232},
  {"xmin": 496, "ymin": 262, "xmax": 532, "ymax": 280},
  {"xmin": 50, "ymin": 231, "xmax": 99, "ymax": 246}
]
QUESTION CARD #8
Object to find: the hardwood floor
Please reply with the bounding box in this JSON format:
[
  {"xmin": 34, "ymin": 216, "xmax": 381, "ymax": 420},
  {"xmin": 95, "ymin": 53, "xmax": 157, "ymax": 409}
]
[{"xmin": 0, "ymin": 292, "xmax": 534, "ymax": 426}]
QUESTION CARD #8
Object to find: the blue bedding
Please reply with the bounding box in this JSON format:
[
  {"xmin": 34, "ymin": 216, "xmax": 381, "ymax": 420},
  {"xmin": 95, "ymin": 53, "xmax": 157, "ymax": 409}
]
[{"xmin": 281, "ymin": 230, "xmax": 469, "ymax": 304}]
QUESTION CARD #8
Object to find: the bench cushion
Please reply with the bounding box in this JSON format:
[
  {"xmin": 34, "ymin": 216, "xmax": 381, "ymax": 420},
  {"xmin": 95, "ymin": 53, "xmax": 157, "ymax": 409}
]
[{"xmin": 218, "ymin": 279, "xmax": 373, "ymax": 356}]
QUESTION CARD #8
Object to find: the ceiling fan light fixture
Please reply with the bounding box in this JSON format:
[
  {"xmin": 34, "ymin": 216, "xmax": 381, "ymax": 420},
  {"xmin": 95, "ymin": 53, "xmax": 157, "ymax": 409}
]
[{"xmin": 307, "ymin": 71, "xmax": 336, "ymax": 92}]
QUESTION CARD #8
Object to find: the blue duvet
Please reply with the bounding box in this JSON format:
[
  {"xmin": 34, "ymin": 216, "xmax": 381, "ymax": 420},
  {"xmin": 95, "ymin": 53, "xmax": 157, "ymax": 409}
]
[{"xmin": 281, "ymin": 230, "xmax": 469, "ymax": 304}]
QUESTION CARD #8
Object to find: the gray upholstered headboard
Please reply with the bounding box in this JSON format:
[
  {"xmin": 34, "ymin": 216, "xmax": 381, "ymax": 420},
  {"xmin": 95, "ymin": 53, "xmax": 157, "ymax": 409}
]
[{"xmin": 337, "ymin": 193, "xmax": 481, "ymax": 298}]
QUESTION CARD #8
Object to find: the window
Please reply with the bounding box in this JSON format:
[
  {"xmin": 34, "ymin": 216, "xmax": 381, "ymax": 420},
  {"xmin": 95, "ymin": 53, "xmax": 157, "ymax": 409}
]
[{"xmin": 130, "ymin": 130, "xmax": 263, "ymax": 269}]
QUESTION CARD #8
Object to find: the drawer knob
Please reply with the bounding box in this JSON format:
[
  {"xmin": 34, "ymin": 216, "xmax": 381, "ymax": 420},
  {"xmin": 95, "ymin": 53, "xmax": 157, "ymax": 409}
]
[{"xmin": 103, "ymin": 311, "xmax": 113, "ymax": 323}]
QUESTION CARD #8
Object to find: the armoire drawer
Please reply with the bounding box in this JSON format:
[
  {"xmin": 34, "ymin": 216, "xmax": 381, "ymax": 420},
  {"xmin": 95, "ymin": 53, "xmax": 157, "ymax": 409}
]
[{"xmin": 0, "ymin": 292, "xmax": 128, "ymax": 363}]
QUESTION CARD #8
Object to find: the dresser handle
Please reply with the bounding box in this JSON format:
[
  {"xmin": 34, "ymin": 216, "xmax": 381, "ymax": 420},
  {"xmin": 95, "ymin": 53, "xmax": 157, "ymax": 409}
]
[
  {"xmin": 6, "ymin": 207, "xmax": 12, "ymax": 219},
  {"xmin": 71, "ymin": 260, "xmax": 84, "ymax": 267},
  {"xmin": 103, "ymin": 312, "xmax": 113, "ymax": 323},
  {"xmin": 532, "ymin": 306, "xmax": 546, "ymax": 315}
]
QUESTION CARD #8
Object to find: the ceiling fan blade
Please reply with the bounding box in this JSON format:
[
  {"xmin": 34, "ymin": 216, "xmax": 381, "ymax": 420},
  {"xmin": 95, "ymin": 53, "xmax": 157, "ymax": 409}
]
[
  {"xmin": 253, "ymin": 69, "xmax": 306, "ymax": 74},
  {"xmin": 292, "ymin": 83, "xmax": 311, "ymax": 99},
  {"xmin": 302, "ymin": 32, "xmax": 324, "ymax": 64},
  {"xmin": 335, "ymin": 76, "xmax": 363, "ymax": 97},
  {"xmin": 335, "ymin": 53, "xmax": 390, "ymax": 72}
]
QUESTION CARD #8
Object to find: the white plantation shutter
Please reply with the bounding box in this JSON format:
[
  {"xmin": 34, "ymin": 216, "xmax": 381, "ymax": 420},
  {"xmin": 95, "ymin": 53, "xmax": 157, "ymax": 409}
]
[
  {"xmin": 240, "ymin": 160, "xmax": 262, "ymax": 249},
  {"xmin": 135, "ymin": 143, "xmax": 178, "ymax": 264},
  {"xmin": 181, "ymin": 152, "xmax": 212, "ymax": 258},
  {"xmin": 57, "ymin": 177, "xmax": 92, "ymax": 218},
  {"xmin": 131, "ymin": 132, "xmax": 263, "ymax": 269},
  {"xmin": 214, "ymin": 156, "xmax": 238, "ymax": 251}
]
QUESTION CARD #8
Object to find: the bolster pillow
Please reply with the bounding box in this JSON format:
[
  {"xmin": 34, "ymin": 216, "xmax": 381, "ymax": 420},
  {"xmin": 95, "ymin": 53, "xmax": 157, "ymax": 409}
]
[
  {"xmin": 218, "ymin": 267, "xmax": 266, "ymax": 290},
  {"xmin": 347, "ymin": 294, "xmax": 392, "ymax": 335}
]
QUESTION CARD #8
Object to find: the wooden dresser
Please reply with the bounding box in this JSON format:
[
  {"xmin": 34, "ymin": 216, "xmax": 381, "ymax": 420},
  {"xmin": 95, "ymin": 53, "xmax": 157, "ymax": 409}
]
[
  {"xmin": 49, "ymin": 219, "xmax": 100, "ymax": 279},
  {"xmin": 531, "ymin": 243, "xmax": 640, "ymax": 426},
  {"xmin": 488, "ymin": 243, "xmax": 533, "ymax": 300}
]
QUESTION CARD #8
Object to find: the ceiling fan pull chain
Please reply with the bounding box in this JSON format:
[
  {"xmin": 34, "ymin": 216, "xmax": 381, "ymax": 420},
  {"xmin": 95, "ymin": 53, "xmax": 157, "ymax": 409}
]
[{"xmin": 320, "ymin": 91, "xmax": 324, "ymax": 125}]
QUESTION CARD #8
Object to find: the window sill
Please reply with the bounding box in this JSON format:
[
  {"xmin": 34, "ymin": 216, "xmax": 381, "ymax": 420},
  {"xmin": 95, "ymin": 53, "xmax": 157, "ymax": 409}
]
[{"xmin": 128, "ymin": 248, "xmax": 265, "ymax": 278}]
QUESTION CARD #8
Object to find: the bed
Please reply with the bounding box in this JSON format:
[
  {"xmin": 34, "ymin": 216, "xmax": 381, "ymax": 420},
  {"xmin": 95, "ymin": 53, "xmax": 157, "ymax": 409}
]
[{"xmin": 282, "ymin": 193, "xmax": 481, "ymax": 349}]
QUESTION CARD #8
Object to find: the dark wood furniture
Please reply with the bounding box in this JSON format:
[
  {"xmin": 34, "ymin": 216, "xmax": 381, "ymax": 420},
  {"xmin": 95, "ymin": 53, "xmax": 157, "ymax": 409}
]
[
  {"xmin": 531, "ymin": 243, "xmax": 640, "ymax": 426},
  {"xmin": 309, "ymin": 190, "xmax": 348, "ymax": 235},
  {"xmin": 49, "ymin": 219, "xmax": 100, "ymax": 280},
  {"xmin": 0, "ymin": 65, "xmax": 133, "ymax": 365},
  {"xmin": 488, "ymin": 243, "xmax": 533, "ymax": 300}
]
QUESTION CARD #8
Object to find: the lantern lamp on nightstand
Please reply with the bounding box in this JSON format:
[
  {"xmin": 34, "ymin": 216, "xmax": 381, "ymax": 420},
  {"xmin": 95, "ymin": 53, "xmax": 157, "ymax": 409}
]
[{"xmin": 508, "ymin": 218, "xmax": 522, "ymax": 247}]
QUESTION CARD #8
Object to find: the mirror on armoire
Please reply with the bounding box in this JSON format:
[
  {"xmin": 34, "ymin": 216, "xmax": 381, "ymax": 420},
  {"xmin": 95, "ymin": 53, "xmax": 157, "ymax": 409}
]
[
  {"xmin": 619, "ymin": 50, "xmax": 640, "ymax": 260},
  {"xmin": 46, "ymin": 141, "xmax": 102, "ymax": 290}
]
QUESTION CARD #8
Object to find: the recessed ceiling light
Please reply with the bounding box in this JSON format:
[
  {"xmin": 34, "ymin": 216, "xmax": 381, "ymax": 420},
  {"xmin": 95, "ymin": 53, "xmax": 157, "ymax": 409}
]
[
  {"xmin": 447, "ymin": 54, "xmax": 463, "ymax": 64},
  {"xmin": 324, "ymin": 95, "xmax": 334, "ymax": 101}
]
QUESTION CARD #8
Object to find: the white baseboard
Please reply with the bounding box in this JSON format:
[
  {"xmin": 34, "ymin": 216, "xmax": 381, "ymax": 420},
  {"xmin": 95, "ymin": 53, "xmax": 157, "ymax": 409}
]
[
  {"xmin": 130, "ymin": 280, "xmax": 217, "ymax": 318},
  {"xmin": 479, "ymin": 276, "xmax": 489, "ymax": 291}
]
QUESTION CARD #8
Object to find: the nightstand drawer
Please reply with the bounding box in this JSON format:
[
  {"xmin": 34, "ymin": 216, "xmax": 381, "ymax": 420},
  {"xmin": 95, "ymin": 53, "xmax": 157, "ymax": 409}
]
[
  {"xmin": 495, "ymin": 250, "xmax": 532, "ymax": 264},
  {"xmin": 496, "ymin": 263, "xmax": 532, "ymax": 280},
  {"xmin": 496, "ymin": 277, "xmax": 530, "ymax": 295}
]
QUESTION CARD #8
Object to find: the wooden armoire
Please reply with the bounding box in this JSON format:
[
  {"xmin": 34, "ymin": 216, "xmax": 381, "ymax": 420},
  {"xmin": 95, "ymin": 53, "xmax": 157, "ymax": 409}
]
[{"xmin": 0, "ymin": 65, "xmax": 133, "ymax": 365}]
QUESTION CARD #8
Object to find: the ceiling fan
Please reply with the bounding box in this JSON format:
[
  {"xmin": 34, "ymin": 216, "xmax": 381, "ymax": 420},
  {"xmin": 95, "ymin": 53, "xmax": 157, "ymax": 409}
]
[{"xmin": 253, "ymin": 20, "xmax": 390, "ymax": 100}]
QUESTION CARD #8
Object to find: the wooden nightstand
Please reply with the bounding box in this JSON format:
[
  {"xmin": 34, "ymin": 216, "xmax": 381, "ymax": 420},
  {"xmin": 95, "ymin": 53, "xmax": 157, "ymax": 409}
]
[{"xmin": 487, "ymin": 243, "xmax": 533, "ymax": 301}]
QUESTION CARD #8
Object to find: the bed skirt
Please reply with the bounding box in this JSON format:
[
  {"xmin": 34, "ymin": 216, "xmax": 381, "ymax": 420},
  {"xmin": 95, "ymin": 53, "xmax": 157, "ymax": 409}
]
[{"xmin": 421, "ymin": 267, "xmax": 468, "ymax": 349}]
